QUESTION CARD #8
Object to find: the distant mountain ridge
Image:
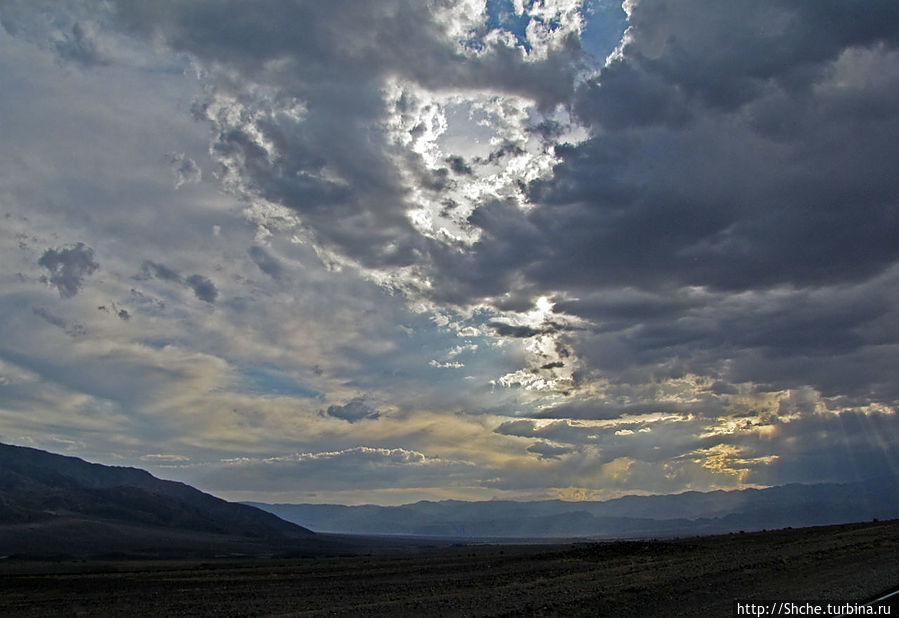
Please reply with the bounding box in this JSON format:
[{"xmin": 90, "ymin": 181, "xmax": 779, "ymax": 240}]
[
  {"xmin": 0, "ymin": 442, "xmax": 316, "ymax": 558},
  {"xmin": 248, "ymin": 476, "xmax": 899, "ymax": 538}
]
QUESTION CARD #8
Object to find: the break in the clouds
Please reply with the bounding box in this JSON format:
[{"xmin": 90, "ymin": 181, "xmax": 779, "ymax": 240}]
[{"xmin": 0, "ymin": 0, "xmax": 897, "ymax": 505}]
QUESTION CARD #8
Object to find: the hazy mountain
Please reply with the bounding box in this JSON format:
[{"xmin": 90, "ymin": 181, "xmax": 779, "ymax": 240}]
[
  {"xmin": 249, "ymin": 477, "xmax": 899, "ymax": 538},
  {"xmin": 0, "ymin": 442, "xmax": 319, "ymax": 558}
]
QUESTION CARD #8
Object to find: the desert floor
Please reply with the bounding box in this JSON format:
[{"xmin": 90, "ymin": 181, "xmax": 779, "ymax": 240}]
[{"xmin": 1, "ymin": 519, "xmax": 897, "ymax": 617}]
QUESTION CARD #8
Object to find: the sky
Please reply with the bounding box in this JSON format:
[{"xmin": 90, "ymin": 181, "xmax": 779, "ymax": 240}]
[{"xmin": 1, "ymin": 0, "xmax": 898, "ymax": 506}]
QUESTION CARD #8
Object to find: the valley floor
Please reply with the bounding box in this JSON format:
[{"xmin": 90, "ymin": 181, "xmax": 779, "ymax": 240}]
[{"xmin": 1, "ymin": 519, "xmax": 897, "ymax": 617}]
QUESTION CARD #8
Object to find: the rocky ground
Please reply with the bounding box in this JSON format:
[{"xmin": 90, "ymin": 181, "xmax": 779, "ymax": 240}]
[{"xmin": 1, "ymin": 519, "xmax": 896, "ymax": 617}]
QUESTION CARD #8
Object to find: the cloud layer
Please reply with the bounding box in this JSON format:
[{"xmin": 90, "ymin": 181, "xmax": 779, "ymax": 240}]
[{"xmin": 0, "ymin": 0, "xmax": 897, "ymax": 504}]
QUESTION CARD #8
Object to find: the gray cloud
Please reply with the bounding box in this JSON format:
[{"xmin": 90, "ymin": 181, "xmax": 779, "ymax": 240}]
[
  {"xmin": 737, "ymin": 411, "xmax": 899, "ymax": 486},
  {"xmin": 494, "ymin": 416, "xmax": 717, "ymax": 468},
  {"xmin": 32, "ymin": 306, "xmax": 66, "ymax": 329},
  {"xmin": 38, "ymin": 243, "xmax": 99, "ymax": 298},
  {"xmin": 2, "ymin": 0, "xmax": 898, "ymax": 502},
  {"xmin": 32, "ymin": 306, "xmax": 87, "ymax": 337},
  {"xmin": 445, "ymin": 155, "xmax": 472, "ymax": 175},
  {"xmin": 526, "ymin": 441, "xmax": 573, "ymax": 460},
  {"xmin": 248, "ymin": 246, "xmax": 282, "ymax": 280},
  {"xmin": 414, "ymin": 0, "xmax": 899, "ymax": 413},
  {"xmin": 101, "ymin": 0, "xmax": 584, "ymax": 277},
  {"xmin": 167, "ymin": 152, "xmax": 202, "ymax": 189},
  {"xmin": 625, "ymin": 0, "xmax": 899, "ymax": 114},
  {"xmin": 139, "ymin": 260, "xmax": 181, "ymax": 283},
  {"xmin": 55, "ymin": 22, "xmax": 107, "ymax": 67},
  {"xmin": 558, "ymin": 269, "xmax": 899, "ymax": 406},
  {"xmin": 534, "ymin": 400, "xmax": 668, "ymax": 421},
  {"xmin": 487, "ymin": 321, "xmax": 549, "ymax": 339},
  {"xmin": 549, "ymin": 3, "xmax": 899, "ymax": 291},
  {"xmin": 185, "ymin": 274, "xmax": 217, "ymax": 304},
  {"xmin": 200, "ymin": 446, "xmax": 476, "ymax": 492},
  {"xmin": 138, "ymin": 261, "xmax": 218, "ymax": 304},
  {"xmin": 325, "ymin": 398, "xmax": 380, "ymax": 424},
  {"xmin": 494, "ymin": 419, "xmax": 540, "ymax": 438}
]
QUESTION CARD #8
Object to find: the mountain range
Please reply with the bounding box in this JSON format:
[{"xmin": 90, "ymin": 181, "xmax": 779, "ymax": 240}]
[
  {"xmin": 0, "ymin": 442, "xmax": 326, "ymax": 558},
  {"xmin": 3, "ymin": 440, "xmax": 897, "ymax": 557},
  {"xmin": 249, "ymin": 476, "xmax": 899, "ymax": 539}
]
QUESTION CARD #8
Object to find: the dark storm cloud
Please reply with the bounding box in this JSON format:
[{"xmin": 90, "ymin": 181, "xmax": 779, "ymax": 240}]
[
  {"xmin": 408, "ymin": 0, "xmax": 899, "ymax": 412},
  {"xmin": 459, "ymin": 3, "xmax": 899, "ymax": 294},
  {"xmin": 517, "ymin": 0, "xmax": 899, "ymax": 294},
  {"xmin": 572, "ymin": 0, "xmax": 899, "ymax": 131},
  {"xmin": 610, "ymin": 0, "xmax": 899, "ymax": 116},
  {"xmin": 519, "ymin": 111, "xmax": 899, "ymax": 294},
  {"xmin": 552, "ymin": 287, "xmax": 707, "ymax": 328},
  {"xmin": 556, "ymin": 269, "xmax": 899, "ymax": 406},
  {"xmin": 615, "ymin": 285, "xmax": 891, "ymax": 362},
  {"xmin": 325, "ymin": 398, "xmax": 381, "ymax": 423},
  {"xmin": 38, "ymin": 243, "xmax": 99, "ymax": 298}
]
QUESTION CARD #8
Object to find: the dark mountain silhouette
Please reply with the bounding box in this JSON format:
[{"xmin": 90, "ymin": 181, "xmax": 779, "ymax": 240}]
[
  {"xmin": 249, "ymin": 476, "xmax": 899, "ymax": 538},
  {"xmin": 0, "ymin": 442, "xmax": 319, "ymax": 558}
]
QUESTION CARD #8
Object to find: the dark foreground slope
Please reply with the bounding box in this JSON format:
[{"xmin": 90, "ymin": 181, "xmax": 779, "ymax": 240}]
[
  {"xmin": 0, "ymin": 442, "xmax": 328, "ymax": 558},
  {"xmin": 1, "ymin": 519, "xmax": 896, "ymax": 617}
]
